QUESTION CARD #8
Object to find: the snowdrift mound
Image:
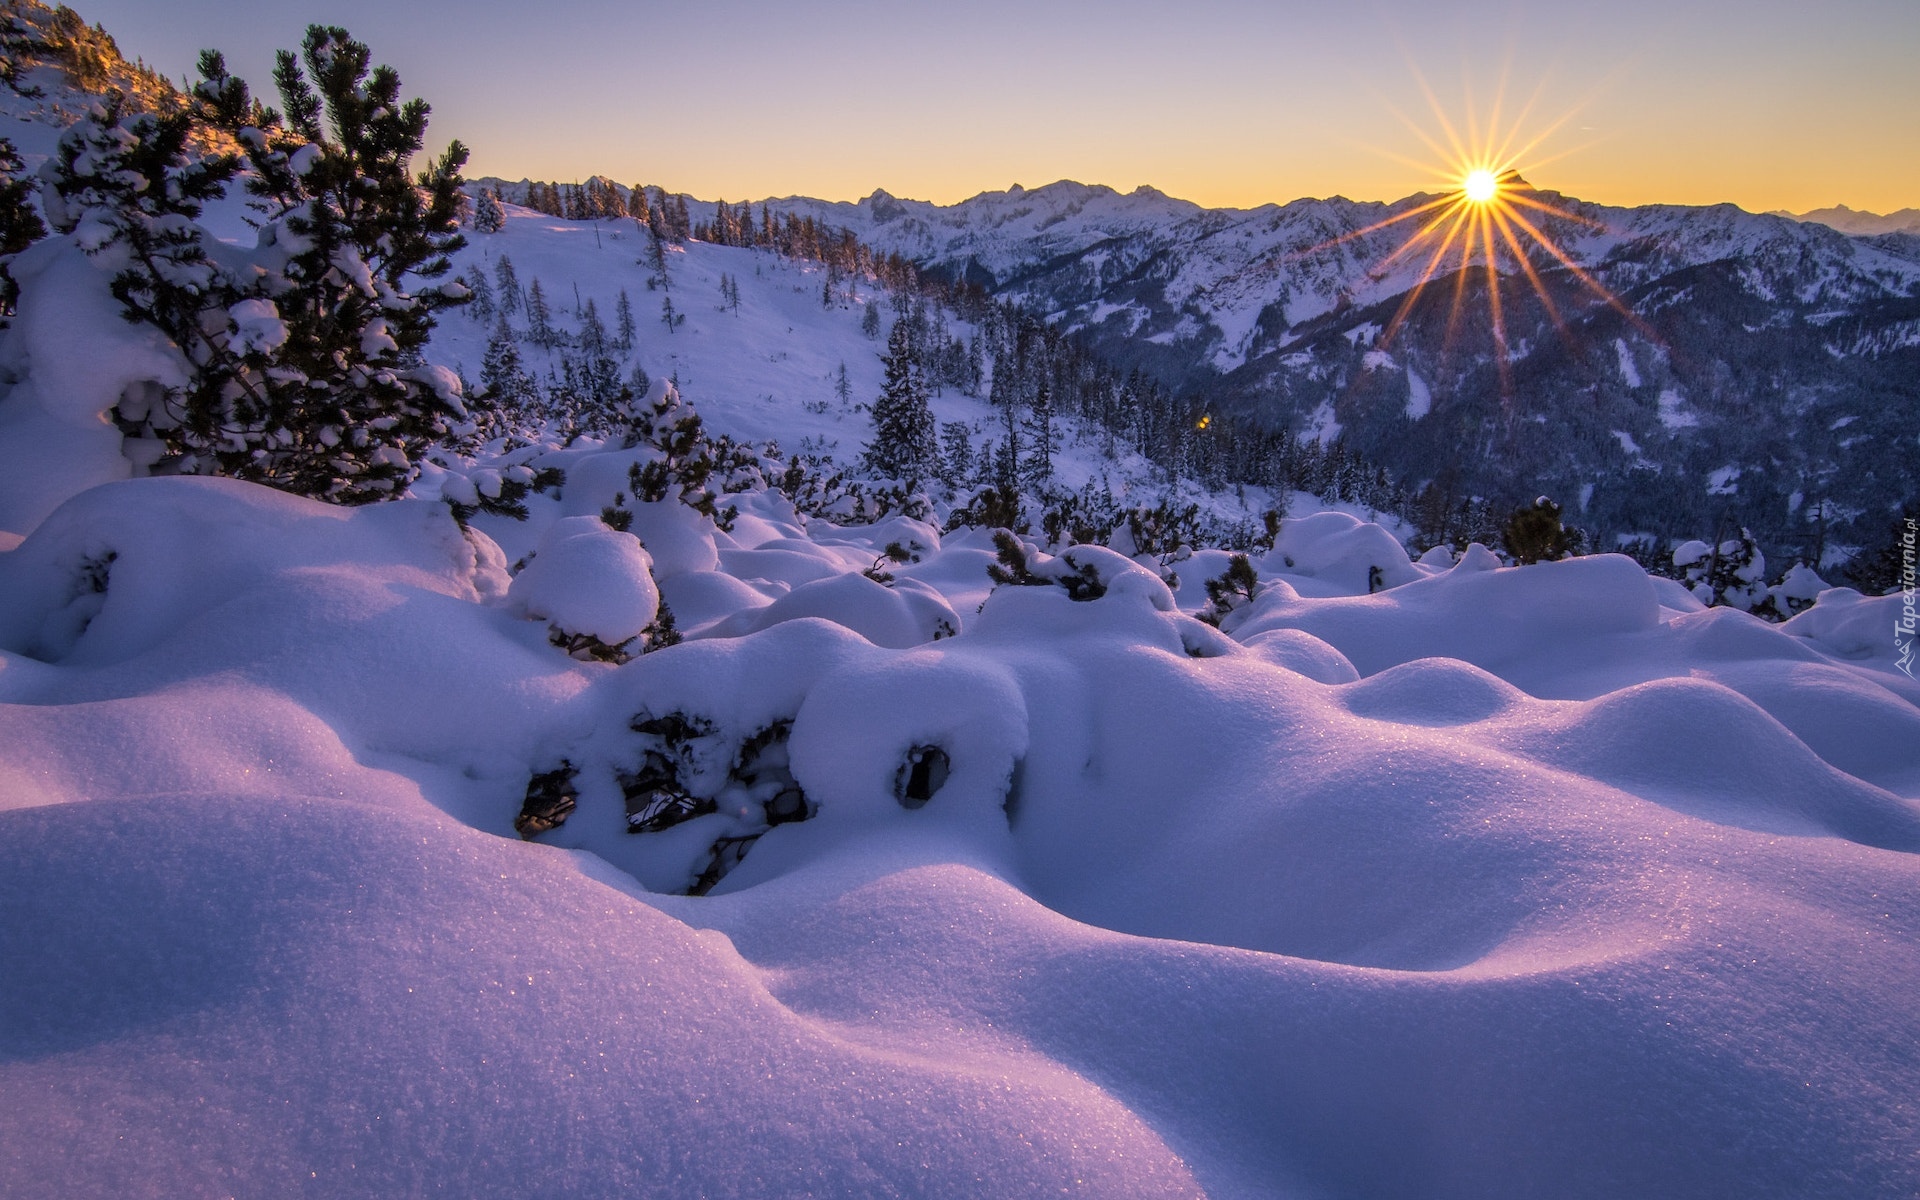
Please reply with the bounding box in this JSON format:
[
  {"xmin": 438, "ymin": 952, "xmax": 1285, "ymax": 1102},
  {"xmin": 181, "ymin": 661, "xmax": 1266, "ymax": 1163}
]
[{"xmin": 0, "ymin": 437, "xmax": 1917, "ymax": 1196}]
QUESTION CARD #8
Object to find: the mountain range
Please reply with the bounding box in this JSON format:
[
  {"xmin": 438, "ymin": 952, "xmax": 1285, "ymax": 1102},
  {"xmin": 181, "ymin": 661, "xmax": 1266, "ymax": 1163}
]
[{"xmin": 738, "ymin": 180, "xmax": 1919, "ymax": 561}]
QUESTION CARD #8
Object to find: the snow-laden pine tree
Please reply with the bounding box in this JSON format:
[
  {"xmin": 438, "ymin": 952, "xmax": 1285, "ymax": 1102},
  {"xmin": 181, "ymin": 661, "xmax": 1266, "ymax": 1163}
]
[
  {"xmin": 92, "ymin": 31, "xmax": 474, "ymax": 502},
  {"xmin": 480, "ymin": 316, "xmax": 536, "ymax": 413},
  {"xmin": 0, "ymin": 135, "xmax": 47, "ymax": 323},
  {"xmin": 473, "ymin": 186, "xmax": 505, "ymax": 234},
  {"xmin": 863, "ymin": 320, "xmax": 937, "ymax": 482},
  {"xmin": 938, "ymin": 421, "xmax": 974, "ymax": 490},
  {"xmin": 42, "ymin": 93, "xmax": 244, "ymax": 434}
]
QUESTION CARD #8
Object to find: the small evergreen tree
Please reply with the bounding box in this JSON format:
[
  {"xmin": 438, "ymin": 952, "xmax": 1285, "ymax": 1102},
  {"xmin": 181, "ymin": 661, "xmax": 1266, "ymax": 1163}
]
[
  {"xmin": 473, "ymin": 186, "xmax": 505, "ymax": 233},
  {"xmin": 863, "ymin": 320, "xmax": 937, "ymax": 481},
  {"xmin": 1021, "ymin": 380, "xmax": 1060, "ymax": 493},
  {"xmin": 614, "ymin": 288, "xmax": 636, "ymax": 352},
  {"xmin": 174, "ymin": 30, "xmax": 472, "ymax": 501},
  {"xmin": 464, "ymin": 267, "xmax": 495, "ymax": 324},
  {"xmin": 525, "ymin": 278, "xmax": 556, "ymax": 347},
  {"xmin": 938, "ymin": 422, "xmax": 974, "ymax": 490},
  {"xmin": 494, "ymin": 252, "xmax": 522, "ymax": 317},
  {"xmin": 861, "ymin": 301, "xmax": 881, "ymax": 339},
  {"xmin": 1502, "ymin": 496, "xmax": 1576, "ymax": 564},
  {"xmin": 1196, "ymin": 554, "xmax": 1260, "ymax": 628},
  {"xmin": 480, "ymin": 315, "xmax": 535, "ymax": 409}
]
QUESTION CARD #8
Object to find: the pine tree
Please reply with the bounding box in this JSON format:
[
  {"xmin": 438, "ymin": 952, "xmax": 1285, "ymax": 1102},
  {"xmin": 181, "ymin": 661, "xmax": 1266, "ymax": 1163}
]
[
  {"xmin": 614, "ymin": 288, "xmax": 636, "ymax": 352},
  {"xmin": 1502, "ymin": 496, "xmax": 1576, "ymax": 565},
  {"xmin": 1196, "ymin": 554, "xmax": 1260, "ymax": 628},
  {"xmin": 1846, "ymin": 509, "xmax": 1918, "ymax": 596},
  {"xmin": 494, "ymin": 252, "xmax": 522, "ymax": 317},
  {"xmin": 861, "ymin": 301, "xmax": 881, "ymax": 339},
  {"xmin": 646, "ymin": 216, "xmax": 670, "ymax": 289},
  {"xmin": 1021, "ymin": 380, "xmax": 1060, "ymax": 493},
  {"xmin": 938, "ymin": 421, "xmax": 974, "ymax": 489},
  {"xmin": 465, "ymin": 266, "xmax": 495, "ymax": 323},
  {"xmin": 43, "ymin": 92, "xmax": 239, "ymax": 413},
  {"xmin": 473, "ymin": 186, "xmax": 504, "ymax": 234},
  {"xmin": 89, "ymin": 31, "xmax": 471, "ymax": 501},
  {"xmin": 184, "ymin": 31, "xmax": 471, "ymax": 500},
  {"xmin": 480, "ymin": 316, "xmax": 535, "ymax": 410},
  {"xmin": 834, "ymin": 361, "xmax": 852, "ymax": 408},
  {"xmin": 863, "ymin": 320, "xmax": 937, "ymax": 481},
  {"xmin": 525, "ymin": 278, "xmax": 556, "ymax": 347},
  {"xmin": 0, "ymin": 135, "xmax": 47, "ymax": 322},
  {"xmin": 660, "ymin": 293, "xmax": 682, "ymax": 332}
]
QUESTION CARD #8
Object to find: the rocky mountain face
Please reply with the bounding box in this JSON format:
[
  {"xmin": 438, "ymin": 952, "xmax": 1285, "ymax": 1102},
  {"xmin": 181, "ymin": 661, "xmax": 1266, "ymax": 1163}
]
[{"xmin": 777, "ymin": 181, "xmax": 1920, "ymax": 560}]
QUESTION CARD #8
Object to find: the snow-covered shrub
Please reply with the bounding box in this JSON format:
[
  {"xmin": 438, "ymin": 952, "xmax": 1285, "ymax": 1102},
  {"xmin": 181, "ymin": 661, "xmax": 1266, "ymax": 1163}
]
[
  {"xmin": 611, "ymin": 378, "xmax": 766, "ymax": 530},
  {"xmin": 1109, "ymin": 499, "xmax": 1200, "ymax": 588},
  {"xmin": 1673, "ymin": 528, "xmax": 1769, "ymax": 613},
  {"xmin": 1767, "ymin": 561, "xmax": 1829, "ymax": 619},
  {"xmin": 987, "ymin": 533, "xmax": 1175, "ymax": 609},
  {"xmin": 508, "ymin": 516, "xmax": 662, "ymax": 663},
  {"xmin": 438, "ymin": 461, "xmax": 561, "ymax": 525},
  {"xmin": 1196, "ymin": 553, "xmax": 1260, "ymax": 630},
  {"xmin": 614, "ymin": 711, "xmax": 814, "ymax": 895},
  {"xmin": 945, "ymin": 484, "xmax": 1025, "ymax": 534},
  {"xmin": 1037, "ymin": 485, "xmax": 1122, "ymax": 551}
]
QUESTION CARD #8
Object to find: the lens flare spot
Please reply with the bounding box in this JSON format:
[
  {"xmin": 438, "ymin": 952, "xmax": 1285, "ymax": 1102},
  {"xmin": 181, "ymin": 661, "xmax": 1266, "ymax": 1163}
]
[{"xmin": 1463, "ymin": 169, "xmax": 1498, "ymax": 203}]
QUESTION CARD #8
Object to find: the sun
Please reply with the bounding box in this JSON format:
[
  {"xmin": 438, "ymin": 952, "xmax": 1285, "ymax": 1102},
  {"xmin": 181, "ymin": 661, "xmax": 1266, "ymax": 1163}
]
[{"xmin": 1284, "ymin": 69, "xmax": 1639, "ymax": 399}]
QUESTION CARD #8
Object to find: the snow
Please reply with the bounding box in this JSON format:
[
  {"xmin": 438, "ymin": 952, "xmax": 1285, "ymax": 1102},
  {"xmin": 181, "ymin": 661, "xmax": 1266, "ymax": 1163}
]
[
  {"xmin": 1405, "ymin": 366, "xmax": 1432, "ymax": 419},
  {"xmin": 1303, "ymin": 398, "xmax": 1342, "ymax": 447},
  {"xmin": 1, "ymin": 171, "xmax": 1919, "ymax": 1198},
  {"xmin": 1658, "ymin": 387, "xmax": 1701, "ymax": 430},
  {"xmin": 508, "ymin": 515, "xmax": 660, "ymax": 647},
  {"xmin": 1614, "ymin": 337, "xmax": 1642, "ymax": 388}
]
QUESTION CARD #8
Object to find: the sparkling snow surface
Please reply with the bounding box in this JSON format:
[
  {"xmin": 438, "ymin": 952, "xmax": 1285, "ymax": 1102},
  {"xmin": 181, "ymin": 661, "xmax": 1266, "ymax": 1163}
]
[{"xmin": 1, "ymin": 204, "xmax": 1918, "ymax": 1199}]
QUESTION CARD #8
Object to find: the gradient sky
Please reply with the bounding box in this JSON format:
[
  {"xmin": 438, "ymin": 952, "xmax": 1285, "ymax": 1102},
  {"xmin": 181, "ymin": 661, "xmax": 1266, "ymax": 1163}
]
[{"xmin": 76, "ymin": 0, "xmax": 1919, "ymax": 215}]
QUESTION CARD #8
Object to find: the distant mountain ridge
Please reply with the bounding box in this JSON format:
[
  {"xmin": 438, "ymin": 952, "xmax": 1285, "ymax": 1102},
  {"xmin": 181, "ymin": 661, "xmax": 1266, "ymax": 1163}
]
[
  {"xmin": 739, "ymin": 179, "xmax": 1918, "ymax": 561},
  {"xmin": 1773, "ymin": 204, "xmax": 1920, "ymax": 238}
]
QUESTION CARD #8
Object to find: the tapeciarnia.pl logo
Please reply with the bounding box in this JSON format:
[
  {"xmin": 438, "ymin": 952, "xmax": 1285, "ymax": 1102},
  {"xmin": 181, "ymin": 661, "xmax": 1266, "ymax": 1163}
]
[{"xmin": 1898, "ymin": 518, "xmax": 1916, "ymax": 678}]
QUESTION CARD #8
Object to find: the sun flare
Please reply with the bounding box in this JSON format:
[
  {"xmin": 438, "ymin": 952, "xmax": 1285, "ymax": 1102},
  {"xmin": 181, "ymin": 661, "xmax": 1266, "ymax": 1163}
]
[{"xmin": 1289, "ymin": 70, "xmax": 1636, "ymax": 398}]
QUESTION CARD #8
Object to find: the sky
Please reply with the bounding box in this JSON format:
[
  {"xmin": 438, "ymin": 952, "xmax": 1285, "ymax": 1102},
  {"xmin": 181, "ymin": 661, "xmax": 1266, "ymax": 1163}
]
[{"xmin": 75, "ymin": 0, "xmax": 1920, "ymax": 215}]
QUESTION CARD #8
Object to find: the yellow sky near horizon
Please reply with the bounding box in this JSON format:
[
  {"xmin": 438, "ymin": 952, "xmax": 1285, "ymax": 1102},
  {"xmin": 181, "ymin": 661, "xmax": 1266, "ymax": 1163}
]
[{"xmin": 72, "ymin": 0, "xmax": 1920, "ymax": 217}]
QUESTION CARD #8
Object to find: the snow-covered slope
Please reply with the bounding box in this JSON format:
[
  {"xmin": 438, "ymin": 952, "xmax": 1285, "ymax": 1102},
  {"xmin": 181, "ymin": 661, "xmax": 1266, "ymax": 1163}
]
[
  {"xmin": 2, "ymin": 196, "xmax": 1919, "ymax": 1194},
  {"xmin": 2, "ymin": 466, "xmax": 1918, "ymax": 1196}
]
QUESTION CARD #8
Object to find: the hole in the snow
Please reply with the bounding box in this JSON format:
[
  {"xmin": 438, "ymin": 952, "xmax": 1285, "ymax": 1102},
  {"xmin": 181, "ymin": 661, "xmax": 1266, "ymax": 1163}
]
[{"xmin": 897, "ymin": 746, "xmax": 950, "ymax": 809}]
